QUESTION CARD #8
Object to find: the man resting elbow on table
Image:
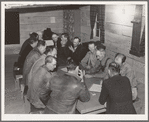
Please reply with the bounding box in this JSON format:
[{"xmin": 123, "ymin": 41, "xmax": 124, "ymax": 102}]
[{"xmin": 81, "ymin": 43, "xmax": 113, "ymax": 80}]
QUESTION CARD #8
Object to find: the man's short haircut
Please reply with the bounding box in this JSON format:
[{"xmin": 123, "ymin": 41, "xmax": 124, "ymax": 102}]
[
  {"xmin": 37, "ymin": 40, "xmax": 46, "ymax": 47},
  {"xmin": 45, "ymin": 55, "xmax": 56, "ymax": 64},
  {"xmin": 108, "ymin": 62, "xmax": 120, "ymax": 74},
  {"xmin": 115, "ymin": 53, "xmax": 126, "ymax": 63},
  {"xmin": 88, "ymin": 41, "xmax": 95, "ymax": 46},
  {"xmin": 74, "ymin": 37, "xmax": 81, "ymax": 42},
  {"xmin": 30, "ymin": 32, "xmax": 39, "ymax": 39},
  {"xmin": 96, "ymin": 43, "xmax": 106, "ymax": 51},
  {"xmin": 61, "ymin": 33, "xmax": 69, "ymax": 40},
  {"xmin": 67, "ymin": 59, "xmax": 78, "ymax": 71},
  {"xmin": 28, "ymin": 32, "xmax": 39, "ymax": 44},
  {"xmin": 44, "ymin": 46, "xmax": 55, "ymax": 55},
  {"xmin": 52, "ymin": 33, "xmax": 58, "ymax": 36}
]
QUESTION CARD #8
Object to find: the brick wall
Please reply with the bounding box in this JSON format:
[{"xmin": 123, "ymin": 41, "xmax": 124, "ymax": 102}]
[{"xmin": 5, "ymin": 10, "xmax": 63, "ymax": 55}]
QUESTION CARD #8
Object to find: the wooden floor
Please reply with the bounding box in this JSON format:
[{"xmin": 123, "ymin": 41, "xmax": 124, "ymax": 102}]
[{"xmin": 5, "ymin": 54, "xmax": 25, "ymax": 114}]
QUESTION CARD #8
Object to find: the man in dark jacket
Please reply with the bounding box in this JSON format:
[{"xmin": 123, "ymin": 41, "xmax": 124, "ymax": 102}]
[
  {"xmin": 21, "ymin": 40, "xmax": 47, "ymax": 95},
  {"xmin": 27, "ymin": 55, "xmax": 57, "ymax": 113},
  {"xmin": 99, "ymin": 62, "xmax": 136, "ymax": 114},
  {"xmin": 41, "ymin": 60, "xmax": 90, "ymax": 114},
  {"xmin": 57, "ymin": 33, "xmax": 72, "ymax": 66},
  {"xmin": 17, "ymin": 36, "xmax": 38, "ymax": 71},
  {"xmin": 19, "ymin": 32, "xmax": 39, "ymax": 56},
  {"xmin": 68, "ymin": 37, "xmax": 87, "ymax": 65}
]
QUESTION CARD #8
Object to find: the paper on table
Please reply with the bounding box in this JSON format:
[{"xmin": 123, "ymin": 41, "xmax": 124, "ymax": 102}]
[{"xmin": 89, "ymin": 84, "xmax": 102, "ymax": 92}]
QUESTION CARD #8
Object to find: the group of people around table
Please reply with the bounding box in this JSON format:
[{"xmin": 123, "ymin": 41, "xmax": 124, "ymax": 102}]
[{"xmin": 16, "ymin": 30, "xmax": 137, "ymax": 114}]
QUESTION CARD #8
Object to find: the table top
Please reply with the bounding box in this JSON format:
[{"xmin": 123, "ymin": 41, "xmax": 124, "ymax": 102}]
[{"xmin": 77, "ymin": 77, "xmax": 106, "ymax": 114}]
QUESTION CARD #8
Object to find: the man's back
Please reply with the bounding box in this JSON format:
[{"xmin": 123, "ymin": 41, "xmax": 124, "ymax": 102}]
[
  {"xmin": 44, "ymin": 73, "xmax": 90, "ymax": 114},
  {"xmin": 99, "ymin": 75, "xmax": 136, "ymax": 114},
  {"xmin": 22, "ymin": 47, "xmax": 42, "ymax": 86},
  {"xmin": 27, "ymin": 65, "xmax": 53, "ymax": 109}
]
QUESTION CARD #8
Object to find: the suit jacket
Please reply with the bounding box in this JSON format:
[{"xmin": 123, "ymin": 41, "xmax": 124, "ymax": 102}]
[
  {"xmin": 99, "ymin": 75, "xmax": 136, "ymax": 114},
  {"xmin": 41, "ymin": 73, "xmax": 90, "ymax": 114}
]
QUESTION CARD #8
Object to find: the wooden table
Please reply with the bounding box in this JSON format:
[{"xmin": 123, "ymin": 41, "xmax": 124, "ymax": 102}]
[{"xmin": 77, "ymin": 77, "xmax": 106, "ymax": 114}]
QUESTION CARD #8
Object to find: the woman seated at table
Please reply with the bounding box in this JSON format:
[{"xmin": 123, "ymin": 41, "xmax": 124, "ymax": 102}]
[{"xmin": 99, "ymin": 62, "xmax": 136, "ymax": 114}]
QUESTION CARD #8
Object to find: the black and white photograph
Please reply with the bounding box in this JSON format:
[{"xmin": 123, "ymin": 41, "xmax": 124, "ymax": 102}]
[{"xmin": 1, "ymin": 1, "xmax": 148, "ymax": 121}]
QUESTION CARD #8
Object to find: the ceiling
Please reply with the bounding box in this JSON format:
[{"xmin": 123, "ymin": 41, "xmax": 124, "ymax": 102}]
[{"xmin": 5, "ymin": 4, "xmax": 87, "ymax": 13}]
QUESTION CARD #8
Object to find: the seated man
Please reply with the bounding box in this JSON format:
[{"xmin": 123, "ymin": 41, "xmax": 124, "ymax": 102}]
[
  {"xmin": 27, "ymin": 56, "xmax": 57, "ymax": 113},
  {"xmin": 80, "ymin": 41, "xmax": 97, "ymax": 70},
  {"xmin": 114, "ymin": 53, "xmax": 137, "ymax": 88},
  {"xmin": 41, "ymin": 60, "xmax": 90, "ymax": 114},
  {"xmin": 99, "ymin": 62, "xmax": 136, "ymax": 114},
  {"xmin": 85, "ymin": 44, "xmax": 113, "ymax": 79},
  {"xmin": 21, "ymin": 40, "xmax": 47, "ymax": 94},
  {"xmin": 68, "ymin": 37, "xmax": 87, "ymax": 65},
  {"xmin": 114, "ymin": 53, "xmax": 138, "ymax": 101},
  {"xmin": 45, "ymin": 33, "xmax": 60, "ymax": 48},
  {"xmin": 57, "ymin": 33, "xmax": 72, "ymax": 66},
  {"xmin": 28, "ymin": 46, "xmax": 57, "ymax": 86}
]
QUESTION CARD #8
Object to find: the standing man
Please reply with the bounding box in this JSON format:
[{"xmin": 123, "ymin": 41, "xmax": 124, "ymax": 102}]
[
  {"xmin": 17, "ymin": 36, "xmax": 38, "ymax": 73},
  {"xmin": 27, "ymin": 56, "xmax": 57, "ymax": 114},
  {"xmin": 41, "ymin": 60, "xmax": 90, "ymax": 114},
  {"xmin": 19, "ymin": 32, "xmax": 39, "ymax": 56},
  {"xmin": 51, "ymin": 33, "xmax": 60, "ymax": 48},
  {"xmin": 68, "ymin": 37, "xmax": 87, "ymax": 65},
  {"xmin": 45, "ymin": 33, "xmax": 59, "ymax": 48},
  {"xmin": 57, "ymin": 33, "xmax": 72, "ymax": 66},
  {"xmin": 99, "ymin": 62, "xmax": 136, "ymax": 114},
  {"xmin": 21, "ymin": 40, "xmax": 47, "ymax": 95}
]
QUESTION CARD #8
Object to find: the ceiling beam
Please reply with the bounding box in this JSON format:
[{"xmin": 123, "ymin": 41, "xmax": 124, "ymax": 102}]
[{"xmin": 5, "ymin": 5, "xmax": 87, "ymax": 13}]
